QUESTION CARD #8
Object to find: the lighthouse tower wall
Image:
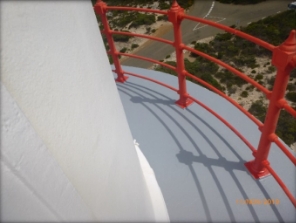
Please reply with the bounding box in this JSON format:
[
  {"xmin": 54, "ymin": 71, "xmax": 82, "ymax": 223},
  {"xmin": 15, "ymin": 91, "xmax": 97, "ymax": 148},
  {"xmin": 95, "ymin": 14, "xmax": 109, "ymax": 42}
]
[{"xmin": 1, "ymin": 1, "xmax": 159, "ymax": 222}]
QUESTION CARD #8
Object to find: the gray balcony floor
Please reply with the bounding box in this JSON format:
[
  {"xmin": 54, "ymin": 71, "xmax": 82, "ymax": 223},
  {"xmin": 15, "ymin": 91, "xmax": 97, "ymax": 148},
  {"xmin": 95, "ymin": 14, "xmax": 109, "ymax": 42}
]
[{"xmin": 114, "ymin": 66, "xmax": 296, "ymax": 223}]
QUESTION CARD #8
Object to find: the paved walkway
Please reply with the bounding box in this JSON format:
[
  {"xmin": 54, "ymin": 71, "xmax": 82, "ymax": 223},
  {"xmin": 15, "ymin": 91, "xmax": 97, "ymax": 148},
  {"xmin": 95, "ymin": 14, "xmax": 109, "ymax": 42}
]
[{"xmin": 114, "ymin": 66, "xmax": 295, "ymax": 222}]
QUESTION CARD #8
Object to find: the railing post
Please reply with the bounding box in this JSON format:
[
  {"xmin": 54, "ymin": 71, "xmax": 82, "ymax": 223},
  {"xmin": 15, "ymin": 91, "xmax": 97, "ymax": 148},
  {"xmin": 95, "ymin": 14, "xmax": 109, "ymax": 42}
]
[
  {"xmin": 94, "ymin": 0, "xmax": 128, "ymax": 83},
  {"xmin": 168, "ymin": 0, "xmax": 193, "ymax": 108},
  {"xmin": 245, "ymin": 30, "xmax": 296, "ymax": 179}
]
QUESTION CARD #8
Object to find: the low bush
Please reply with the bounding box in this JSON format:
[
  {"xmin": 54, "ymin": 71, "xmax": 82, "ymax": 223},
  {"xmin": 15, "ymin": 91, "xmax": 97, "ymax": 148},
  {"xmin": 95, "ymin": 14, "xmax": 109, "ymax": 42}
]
[
  {"xmin": 157, "ymin": 15, "xmax": 168, "ymax": 21},
  {"xmin": 120, "ymin": 47, "xmax": 127, "ymax": 53},
  {"xmin": 154, "ymin": 61, "xmax": 177, "ymax": 76},
  {"xmin": 268, "ymin": 66, "xmax": 276, "ymax": 73},
  {"xmin": 216, "ymin": 0, "xmax": 265, "ymax": 4},
  {"xmin": 215, "ymin": 69, "xmax": 247, "ymax": 89},
  {"xmin": 129, "ymin": 13, "xmax": 155, "ymax": 28},
  {"xmin": 255, "ymin": 74, "xmax": 263, "ymax": 81},
  {"xmin": 290, "ymin": 69, "xmax": 296, "ymax": 78},
  {"xmin": 240, "ymin": 91, "xmax": 249, "ymax": 98},
  {"xmin": 248, "ymin": 100, "xmax": 296, "ymax": 146},
  {"xmin": 246, "ymin": 85, "xmax": 255, "ymax": 91},
  {"xmin": 131, "ymin": 43, "xmax": 139, "ymax": 49},
  {"xmin": 113, "ymin": 33, "xmax": 131, "ymax": 42},
  {"xmin": 286, "ymin": 92, "xmax": 296, "ymax": 102}
]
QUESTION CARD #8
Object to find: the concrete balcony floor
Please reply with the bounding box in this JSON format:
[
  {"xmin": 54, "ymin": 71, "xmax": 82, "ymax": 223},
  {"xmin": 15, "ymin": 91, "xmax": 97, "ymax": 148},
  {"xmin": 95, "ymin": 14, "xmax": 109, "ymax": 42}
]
[{"xmin": 114, "ymin": 66, "xmax": 296, "ymax": 223}]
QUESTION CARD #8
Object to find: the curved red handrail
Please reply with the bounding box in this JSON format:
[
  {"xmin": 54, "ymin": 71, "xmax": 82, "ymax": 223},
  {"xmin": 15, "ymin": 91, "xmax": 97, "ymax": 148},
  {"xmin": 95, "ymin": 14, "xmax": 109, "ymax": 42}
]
[
  {"xmin": 264, "ymin": 164, "xmax": 296, "ymax": 208},
  {"xmin": 122, "ymin": 70, "xmax": 178, "ymax": 92},
  {"xmin": 95, "ymin": 0, "xmax": 296, "ymax": 208},
  {"xmin": 106, "ymin": 6, "xmax": 167, "ymax": 15},
  {"xmin": 277, "ymin": 99, "xmax": 296, "ymax": 118},
  {"xmin": 184, "ymin": 71, "xmax": 263, "ymax": 128},
  {"xmin": 110, "ymin": 30, "xmax": 174, "ymax": 46},
  {"xmin": 182, "ymin": 45, "xmax": 271, "ymax": 97},
  {"xmin": 119, "ymin": 52, "xmax": 177, "ymax": 71},
  {"xmin": 270, "ymin": 133, "xmax": 296, "ymax": 166},
  {"xmin": 114, "ymin": 68, "xmax": 257, "ymax": 154},
  {"xmin": 187, "ymin": 95, "xmax": 257, "ymax": 154},
  {"xmin": 182, "ymin": 14, "xmax": 275, "ymax": 52}
]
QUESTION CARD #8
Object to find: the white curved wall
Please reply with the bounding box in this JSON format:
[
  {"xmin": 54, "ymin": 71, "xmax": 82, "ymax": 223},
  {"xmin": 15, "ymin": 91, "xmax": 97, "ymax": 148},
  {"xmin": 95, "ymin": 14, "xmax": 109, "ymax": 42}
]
[{"xmin": 1, "ymin": 1, "xmax": 158, "ymax": 222}]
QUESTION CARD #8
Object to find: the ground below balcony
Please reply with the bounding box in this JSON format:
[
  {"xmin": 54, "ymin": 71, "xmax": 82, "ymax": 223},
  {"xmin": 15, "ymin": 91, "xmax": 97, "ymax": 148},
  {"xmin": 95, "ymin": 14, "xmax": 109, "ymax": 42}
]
[{"xmin": 113, "ymin": 65, "xmax": 296, "ymax": 223}]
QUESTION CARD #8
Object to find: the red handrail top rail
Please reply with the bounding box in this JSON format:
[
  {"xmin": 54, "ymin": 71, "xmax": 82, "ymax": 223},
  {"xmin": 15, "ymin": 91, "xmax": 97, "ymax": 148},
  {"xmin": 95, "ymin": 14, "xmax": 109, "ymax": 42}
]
[
  {"xmin": 119, "ymin": 52, "xmax": 177, "ymax": 71},
  {"xmin": 183, "ymin": 14, "xmax": 275, "ymax": 52},
  {"xmin": 109, "ymin": 30, "xmax": 174, "ymax": 46},
  {"xmin": 103, "ymin": 5, "xmax": 275, "ymax": 52},
  {"xmin": 264, "ymin": 164, "xmax": 296, "ymax": 208},
  {"xmin": 105, "ymin": 6, "xmax": 167, "ymax": 15}
]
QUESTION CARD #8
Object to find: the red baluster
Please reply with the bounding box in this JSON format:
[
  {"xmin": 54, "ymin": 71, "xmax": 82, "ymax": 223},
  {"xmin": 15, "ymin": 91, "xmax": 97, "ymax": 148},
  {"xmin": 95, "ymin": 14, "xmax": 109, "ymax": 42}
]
[
  {"xmin": 168, "ymin": 0, "xmax": 193, "ymax": 108},
  {"xmin": 94, "ymin": 0, "xmax": 128, "ymax": 83},
  {"xmin": 245, "ymin": 30, "xmax": 296, "ymax": 179}
]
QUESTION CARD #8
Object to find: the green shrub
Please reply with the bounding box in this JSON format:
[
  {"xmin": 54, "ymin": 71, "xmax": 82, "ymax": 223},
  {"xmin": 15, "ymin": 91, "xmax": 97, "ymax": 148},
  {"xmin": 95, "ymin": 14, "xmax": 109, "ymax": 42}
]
[
  {"xmin": 251, "ymin": 69, "xmax": 256, "ymax": 74},
  {"xmin": 240, "ymin": 91, "xmax": 249, "ymax": 98},
  {"xmin": 248, "ymin": 100, "xmax": 266, "ymax": 122},
  {"xmin": 286, "ymin": 92, "xmax": 296, "ymax": 102},
  {"xmin": 216, "ymin": 0, "xmax": 266, "ymax": 4},
  {"xmin": 200, "ymin": 73, "xmax": 225, "ymax": 92},
  {"xmin": 287, "ymin": 83, "xmax": 296, "ymax": 91},
  {"xmin": 215, "ymin": 69, "xmax": 247, "ymax": 88},
  {"xmin": 267, "ymin": 76, "xmax": 276, "ymax": 86},
  {"xmin": 233, "ymin": 55, "xmax": 257, "ymax": 68},
  {"xmin": 178, "ymin": 0, "xmax": 194, "ymax": 9},
  {"xmin": 159, "ymin": 1, "xmax": 170, "ymax": 10},
  {"xmin": 190, "ymin": 42, "xmax": 215, "ymax": 58},
  {"xmin": 129, "ymin": 13, "xmax": 155, "ymax": 28},
  {"xmin": 113, "ymin": 33, "xmax": 131, "ymax": 42},
  {"xmin": 290, "ymin": 69, "xmax": 296, "ymax": 78},
  {"xmin": 131, "ymin": 43, "xmax": 139, "ymax": 49},
  {"xmin": 217, "ymin": 52, "xmax": 223, "ymax": 59},
  {"xmin": 157, "ymin": 15, "xmax": 168, "ymax": 21},
  {"xmin": 276, "ymin": 109, "xmax": 296, "ymax": 146},
  {"xmin": 246, "ymin": 85, "xmax": 255, "ymax": 91},
  {"xmin": 120, "ymin": 47, "xmax": 127, "ymax": 53},
  {"xmin": 255, "ymin": 74, "xmax": 263, "ymax": 81},
  {"xmin": 228, "ymin": 86, "xmax": 237, "ymax": 95},
  {"xmin": 214, "ymin": 32, "xmax": 233, "ymax": 42},
  {"xmin": 248, "ymin": 100, "xmax": 296, "ymax": 146},
  {"xmin": 154, "ymin": 61, "xmax": 177, "ymax": 76},
  {"xmin": 268, "ymin": 66, "xmax": 276, "ymax": 73},
  {"xmin": 108, "ymin": 55, "xmax": 113, "ymax": 64}
]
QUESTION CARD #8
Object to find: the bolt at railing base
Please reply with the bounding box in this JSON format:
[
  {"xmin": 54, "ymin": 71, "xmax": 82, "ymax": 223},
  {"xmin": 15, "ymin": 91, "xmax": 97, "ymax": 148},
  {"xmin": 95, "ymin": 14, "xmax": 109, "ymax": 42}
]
[
  {"xmin": 244, "ymin": 160, "xmax": 270, "ymax": 179},
  {"xmin": 115, "ymin": 76, "xmax": 129, "ymax": 83},
  {"xmin": 175, "ymin": 98, "xmax": 194, "ymax": 109}
]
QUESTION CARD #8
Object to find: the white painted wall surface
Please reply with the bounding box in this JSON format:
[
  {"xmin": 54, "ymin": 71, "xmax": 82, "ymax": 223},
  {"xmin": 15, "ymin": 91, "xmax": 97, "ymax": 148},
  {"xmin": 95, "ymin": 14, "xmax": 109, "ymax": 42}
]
[
  {"xmin": 1, "ymin": 84, "xmax": 94, "ymax": 222},
  {"xmin": 1, "ymin": 1, "xmax": 159, "ymax": 222}
]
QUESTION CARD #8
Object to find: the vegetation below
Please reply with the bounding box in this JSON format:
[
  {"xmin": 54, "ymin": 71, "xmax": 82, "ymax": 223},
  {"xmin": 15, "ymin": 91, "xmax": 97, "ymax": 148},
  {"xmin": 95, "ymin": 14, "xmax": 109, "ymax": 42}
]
[
  {"xmin": 216, "ymin": 0, "xmax": 266, "ymax": 4},
  {"xmin": 248, "ymin": 101, "xmax": 296, "ymax": 146},
  {"xmin": 91, "ymin": 0, "xmax": 193, "ymax": 29},
  {"xmin": 155, "ymin": 10, "xmax": 296, "ymax": 146},
  {"xmin": 94, "ymin": 0, "xmax": 296, "ymax": 146},
  {"xmin": 94, "ymin": 0, "xmax": 194, "ymax": 9}
]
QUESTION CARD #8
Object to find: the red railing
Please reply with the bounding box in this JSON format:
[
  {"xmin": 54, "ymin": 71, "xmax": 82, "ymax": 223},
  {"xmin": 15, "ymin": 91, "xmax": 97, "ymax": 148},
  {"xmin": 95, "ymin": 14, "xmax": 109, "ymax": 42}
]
[{"xmin": 94, "ymin": 0, "xmax": 296, "ymax": 207}]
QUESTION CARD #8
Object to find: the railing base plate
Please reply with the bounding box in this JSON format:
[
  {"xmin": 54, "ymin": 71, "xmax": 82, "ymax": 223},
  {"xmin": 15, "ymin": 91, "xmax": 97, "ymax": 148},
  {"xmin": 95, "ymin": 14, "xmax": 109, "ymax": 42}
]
[
  {"xmin": 244, "ymin": 160, "xmax": 270, "ymax": 179},
  {"xmin": 175, "ymin": 98, "xmax": 194, "ymax": 109},
  {"xmin": 115, "ymin": 75, "xmax": 129, "ymax": 83}
]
